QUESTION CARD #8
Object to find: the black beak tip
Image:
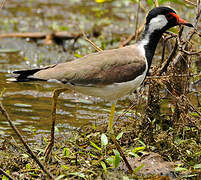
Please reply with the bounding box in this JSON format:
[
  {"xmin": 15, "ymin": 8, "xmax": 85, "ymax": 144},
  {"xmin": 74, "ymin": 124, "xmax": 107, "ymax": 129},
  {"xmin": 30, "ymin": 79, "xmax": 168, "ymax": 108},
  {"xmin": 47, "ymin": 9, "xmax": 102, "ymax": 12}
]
[{"xmin": 185, "ymin": 23, "xmax": 194, "ymax": 28}]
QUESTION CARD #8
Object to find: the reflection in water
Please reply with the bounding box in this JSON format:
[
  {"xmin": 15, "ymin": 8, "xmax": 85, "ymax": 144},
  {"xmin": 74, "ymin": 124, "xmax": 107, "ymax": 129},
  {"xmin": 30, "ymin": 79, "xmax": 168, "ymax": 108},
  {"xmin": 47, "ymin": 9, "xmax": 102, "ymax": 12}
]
[
  {"xmin": 1, "ymin": 61, "xmax": 130, "ymax": 142},
  {"xmin": 0, "ymin": 79, "xmax": 114, "ymax": 141},
  {"xmin": 0, "ymin": 0, "xmax": 200, "ymax": 143}
]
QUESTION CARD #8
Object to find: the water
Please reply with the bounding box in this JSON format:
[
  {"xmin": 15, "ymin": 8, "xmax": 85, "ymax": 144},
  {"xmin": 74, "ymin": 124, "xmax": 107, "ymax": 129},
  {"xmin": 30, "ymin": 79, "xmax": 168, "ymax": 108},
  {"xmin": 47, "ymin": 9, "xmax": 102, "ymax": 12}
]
[{"xmin": 0, "ymin": 0, "xmax": 200, "ymax": 142}]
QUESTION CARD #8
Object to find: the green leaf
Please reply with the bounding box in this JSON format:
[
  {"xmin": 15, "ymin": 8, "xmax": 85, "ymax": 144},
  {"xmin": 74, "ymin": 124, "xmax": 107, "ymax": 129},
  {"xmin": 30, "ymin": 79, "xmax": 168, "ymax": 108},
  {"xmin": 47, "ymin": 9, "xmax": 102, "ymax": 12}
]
[
  {"xmin": 63, "ymin": 148, "xmax": 70, "ymax": 158},
  {"xmin": 0, "ymin": 88, "xmax": 7, "ymax": 98},
  {"xmin": 106, "ymin": 157, "xmax": 114, "ymax": 165},
  {"xmin": 95, "ymin": 0, "xmax": 105, "ymax": 3},
  {"xmin": 55, "ymin": 126, "xmax": 59, "ymax": 133},
  {"xmin": 113, "ymin": 150, "xmax": 121, "ymax": 168},
  {"xmin": 43, "ymin": 136, "xmax": 48, "ymax": 144},
  {"xmin": 138, "ymin": 140, "xmax": 146, "ymax": 147},
  {"xmin": 132, "ymin": 146, "xmax": 145, "ymax": 154},
  {"xmin": 174, "ymin": 167, "xmax": 188, "ymax": 172},
  {"xmin": 116, "ymin": 132, "xmax": 124, "ymax": 140},
  {"xmin": 95, "ymin": 0, "xmax": 111, "ymax": 3},
  {"xmin": 74, "ymin": 53, "xmax": 83, "ymax": 58},
  {"xmin": 61, "ymin": 165, "xmax": 69, "ymax": 171},
  {"xmin": 26, "ymin": 163, "xmax": 31, "ymax": 170},
  {"xmin": 2, "ymin": 175, "xmax": 9, "ymax": 180},
  {"xmin": 90, "ymin": 141, "xmax": 102, "ymax": 151},
  {"xmin": 2, "ymin": 170, "xmax": 10, "ymax": 180},
  {"xmin": 101, "ymin": 133, "xmax": 108, "ymax": 146},
  {"xmin": 100, "ymin": 161, "xmax": 107, "ymax": 172},
  {"xmin": 133, "ymin": 164, "xmax": 144, "ymax": 174},
  {"xmin": 194, "ymin": 164, "xmax": 201, "ymax": 169},
  {"xmin": 26, "ymin": 164, "xmax": 31, "ymax": 170},
  {"xmin": 190, "ymin": 112, "xmax": 200, "ymax": 117},
  {"xmin": 147, "ymin": 0, "xmax": 153, "ymax": 6},
  {"xmin": 88, "ymin": 153, "xmax": 98, "ymax": 158}
]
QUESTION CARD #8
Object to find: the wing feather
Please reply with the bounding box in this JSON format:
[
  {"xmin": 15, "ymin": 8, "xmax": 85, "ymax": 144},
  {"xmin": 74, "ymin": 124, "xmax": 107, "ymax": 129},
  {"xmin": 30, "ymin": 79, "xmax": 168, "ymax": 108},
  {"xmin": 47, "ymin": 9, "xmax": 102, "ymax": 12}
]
[{"xmin": 33, "ymin": 45, "xmax": 146, "ymax": 85}]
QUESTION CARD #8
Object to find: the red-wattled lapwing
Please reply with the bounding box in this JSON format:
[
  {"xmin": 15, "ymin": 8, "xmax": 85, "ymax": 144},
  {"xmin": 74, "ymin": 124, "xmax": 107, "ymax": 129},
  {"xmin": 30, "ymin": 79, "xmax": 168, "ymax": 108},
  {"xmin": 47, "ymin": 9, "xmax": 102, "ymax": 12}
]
[{"xmin": 10, "ymin": 7, "xmax": 193, "ymax": 134}]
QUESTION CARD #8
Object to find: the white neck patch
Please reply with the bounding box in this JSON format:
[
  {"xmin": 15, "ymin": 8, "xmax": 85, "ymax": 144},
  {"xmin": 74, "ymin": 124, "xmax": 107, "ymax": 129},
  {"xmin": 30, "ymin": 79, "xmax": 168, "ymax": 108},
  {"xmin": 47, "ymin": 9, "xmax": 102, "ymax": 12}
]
[
  {"xmin": 148, "ymin": 15, "xmax": 168, "ymax": 33},
  {"xmin": 138, "ymin": 14, "xmax": 168, "ymax": 50}
]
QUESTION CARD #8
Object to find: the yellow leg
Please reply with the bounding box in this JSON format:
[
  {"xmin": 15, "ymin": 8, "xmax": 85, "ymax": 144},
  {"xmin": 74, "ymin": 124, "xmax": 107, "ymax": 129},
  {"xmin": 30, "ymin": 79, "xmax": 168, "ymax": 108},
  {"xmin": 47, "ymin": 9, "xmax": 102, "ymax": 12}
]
[
  {"xmin": 107, "ymin": 103, "xmax": 116, "ymax": 133},
  {"xmin": 44, "ymin": 87, "xmax": 69, "ymax": 160}
]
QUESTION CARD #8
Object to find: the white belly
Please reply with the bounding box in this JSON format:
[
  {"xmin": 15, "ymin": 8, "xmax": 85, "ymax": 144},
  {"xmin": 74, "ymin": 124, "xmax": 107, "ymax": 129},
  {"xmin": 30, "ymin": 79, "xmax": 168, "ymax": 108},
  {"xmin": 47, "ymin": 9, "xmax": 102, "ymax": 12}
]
[{"xmin": 71, "ymin": 69, "xmax": 147, "ymax": 101}]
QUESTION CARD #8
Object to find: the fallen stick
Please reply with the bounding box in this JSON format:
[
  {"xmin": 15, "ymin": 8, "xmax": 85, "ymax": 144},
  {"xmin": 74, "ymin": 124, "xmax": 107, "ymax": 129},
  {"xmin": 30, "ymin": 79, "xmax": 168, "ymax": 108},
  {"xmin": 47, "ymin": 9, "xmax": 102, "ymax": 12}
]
[
  {"xmin": 0, "ymin": 31, "xmax": 82, "ymax": 41},
  {"xmin": 0, "ymin": 101, "xmax": 54, "ymax": 179}
]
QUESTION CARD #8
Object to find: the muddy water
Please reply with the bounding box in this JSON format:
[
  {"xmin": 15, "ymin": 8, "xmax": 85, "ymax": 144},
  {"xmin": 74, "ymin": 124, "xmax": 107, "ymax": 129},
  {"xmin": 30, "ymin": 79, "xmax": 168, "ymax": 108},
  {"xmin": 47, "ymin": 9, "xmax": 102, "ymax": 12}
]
[
  {"xmin": 0, "ymin": 46, "xmax": 128, "ymax": 141},
  {"xmin": 0, "ymin": 0, "xmax": 138, "ymax": 141},
  {"xmin": 0, "ymin": 1, "xmax": 200, "ymax": 142}
]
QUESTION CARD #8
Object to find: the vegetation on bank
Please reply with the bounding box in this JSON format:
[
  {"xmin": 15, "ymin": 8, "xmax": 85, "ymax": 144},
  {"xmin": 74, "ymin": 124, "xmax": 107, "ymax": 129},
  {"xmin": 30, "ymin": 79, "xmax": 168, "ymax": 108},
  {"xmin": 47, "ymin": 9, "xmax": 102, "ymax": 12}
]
[{"xmin": 0, "ymin": 0, "xmax": 201, "ymax": 179}]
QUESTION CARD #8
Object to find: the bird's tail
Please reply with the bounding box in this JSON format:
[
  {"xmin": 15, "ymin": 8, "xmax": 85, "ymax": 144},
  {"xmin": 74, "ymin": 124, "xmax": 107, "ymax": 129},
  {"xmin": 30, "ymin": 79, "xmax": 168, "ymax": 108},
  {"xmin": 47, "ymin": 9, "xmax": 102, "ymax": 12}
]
[{"xmin": 8, "ymin": 68, "xmax": 46, "ymax": 82}]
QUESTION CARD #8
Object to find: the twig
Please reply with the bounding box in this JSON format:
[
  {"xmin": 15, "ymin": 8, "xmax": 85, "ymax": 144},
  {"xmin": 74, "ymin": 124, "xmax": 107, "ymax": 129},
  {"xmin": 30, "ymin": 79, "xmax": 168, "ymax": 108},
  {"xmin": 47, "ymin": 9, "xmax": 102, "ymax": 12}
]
[
  {"xmin": 134, "ymin": 0, "xmax": 141, "ymax": 41},
  {"xmin": 184, "ymin": 0, "xmax": 197, "ymax": 6},
  {"xmin": 158, "ymin": 26, "xmax": 185, "ymax": 75},
  {"xmin": 111, "ymin": 135, "xmax": 133, "ymax": 175},
  {"xmin": 173, "ymin": 0, "xmax": 200, "ymax": 65},
  {"xmin": 159, "ymin": 38, "xmax": 178, "ymax": 75},
  {"xmin": 153, "ymin": 0, "xmax": 159, "ymax": 7},
  {"xmin": 0, "ymin": 168, "xmax": 13, "ymax": 180},
  {"xmin": 165, "ymin": 92, "xmax": 201, "ymax": 130},
  {"xmin": 44, "ymin": 88, "xmax": 69, "ymax": 159},
  {"xmin": 161, "ymin": 34, "xmax": 176, "ymax": 63},
  {"xmin": 146, "ymin": 73, "xmax": 200, "ymax": 79},
  {"xmin": 179, "ymin": 48, "xmax": 201, "ymax": 55},
  {"xmin": 82, "ymin": 31, "xmax": 103, "ymax": 52},
  {"xmin": 0, "ymin": 0, "xmax": 6, "ymax": 9},
  {"xmin": 119, "ymin": 20, "xmax": 145, "ymax": 47},
  {"xmin": 0, "ymin": 101, "xmax": 54, "ymax": 179},
  {"xmin": 0, "ymin": 32, "xmax": 82, "ymax": 40},
  {"xmin": 115, "ymin": 103, "xmax": 136, "ymax": 126}
]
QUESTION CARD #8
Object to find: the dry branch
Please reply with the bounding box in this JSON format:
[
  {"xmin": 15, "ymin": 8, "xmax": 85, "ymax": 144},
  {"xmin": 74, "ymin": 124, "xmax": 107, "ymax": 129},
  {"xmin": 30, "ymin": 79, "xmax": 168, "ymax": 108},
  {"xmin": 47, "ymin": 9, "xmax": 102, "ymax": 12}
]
[
  {"xmin": 119, "ymin": 21, "xmax": 145, "ymax": 47},
  {"xmin": 173, "ymin": 0, "xmax": 201, "ymax": 65},
  {"xmin": 184, "ymin": 0, "xmax": 197, "ymax": 6},
  {"xmin": 153, "ymin": 0, "xmax": 159, "ymax": 7},
  {"xmin": 0, "ymin": 31, "xmax": 82, "ymax": 44},
  {"xmin": 111, "ymin": 135, "xmax": 133, "ymax": 175},
  {"xmin": 82, "ymin": 31, "xmax": 103, "ymax": 52},
  {"xmin": 0, "ymin": 101, "xmax": 54, "ymax": 179},
  {"xmin": 0, "ymin": 0, "xmax": 6, "ymax": 9}
]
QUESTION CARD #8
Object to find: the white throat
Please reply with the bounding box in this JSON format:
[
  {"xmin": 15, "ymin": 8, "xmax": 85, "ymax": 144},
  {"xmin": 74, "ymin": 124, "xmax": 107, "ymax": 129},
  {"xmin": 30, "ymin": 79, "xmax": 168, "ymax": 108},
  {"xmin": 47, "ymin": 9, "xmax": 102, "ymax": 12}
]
[
  {"xmin": 138, "ymin": 14, "xmax": 168, "ymax": 53},
  {"xmin": 148, "ymin": 15, "xmax": 168, "ymax": 33}
]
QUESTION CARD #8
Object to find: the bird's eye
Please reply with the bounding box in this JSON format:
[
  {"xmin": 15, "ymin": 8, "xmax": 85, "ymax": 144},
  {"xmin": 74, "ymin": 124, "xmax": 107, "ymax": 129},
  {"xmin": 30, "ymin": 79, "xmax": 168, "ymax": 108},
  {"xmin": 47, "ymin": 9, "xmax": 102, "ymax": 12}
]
[{"xmin": 166, "ymin": 13, "xmax": 174, "ymax": 20}]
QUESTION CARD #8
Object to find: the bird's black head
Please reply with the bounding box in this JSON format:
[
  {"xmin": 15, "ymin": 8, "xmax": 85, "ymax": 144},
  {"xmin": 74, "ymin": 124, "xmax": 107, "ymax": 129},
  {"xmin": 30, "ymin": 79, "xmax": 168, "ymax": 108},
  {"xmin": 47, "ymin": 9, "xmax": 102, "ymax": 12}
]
[
  {"xmin": 140, "ymin": 7, "xmax": 193, "ymax": 70},
  {"xmin": 146, "ymin": 7, "xmax": 193, "ymax": 32}
]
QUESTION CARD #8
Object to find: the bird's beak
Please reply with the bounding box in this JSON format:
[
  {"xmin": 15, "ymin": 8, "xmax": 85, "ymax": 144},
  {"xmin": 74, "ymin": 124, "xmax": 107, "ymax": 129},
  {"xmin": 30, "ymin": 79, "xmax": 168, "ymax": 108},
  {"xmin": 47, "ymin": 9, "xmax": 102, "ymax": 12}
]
[
  {"xmin": 171, "ymin": 13, "xmax": 194, "ymax": 27},
  {"xmin": 177, "ymin": 17, "xmax": 194, "ymax": 27}
]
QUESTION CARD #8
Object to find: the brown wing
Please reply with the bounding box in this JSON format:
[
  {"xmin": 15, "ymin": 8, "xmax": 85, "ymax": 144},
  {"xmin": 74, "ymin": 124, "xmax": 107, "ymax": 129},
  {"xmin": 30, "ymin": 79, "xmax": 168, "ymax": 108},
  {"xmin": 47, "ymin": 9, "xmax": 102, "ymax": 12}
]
[{"xmin": 34, "ymin": 45, "xmax": 146, "ymax": 86}]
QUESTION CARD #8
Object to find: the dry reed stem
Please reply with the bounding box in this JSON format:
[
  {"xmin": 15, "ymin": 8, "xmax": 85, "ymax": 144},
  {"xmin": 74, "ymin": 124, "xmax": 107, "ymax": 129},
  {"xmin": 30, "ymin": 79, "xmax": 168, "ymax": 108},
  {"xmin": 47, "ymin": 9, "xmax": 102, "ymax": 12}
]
[
  {"xmin": 0, "ymin": 0, "xmax": 6, "ymax": 9},
  {"xmin": 0, "ymin": 102, "xmax": 54, "ymax": 179},
  {"xmin": 82, "ymin": 31, "xmax": 103, "ymax": 52},
  {"xmin": 111, "ymin": 135, "xmax": 133, "ymax": 175},
  {"xmin": 153, "ymin": 0, "xmax": 159, "ymax": 7}
]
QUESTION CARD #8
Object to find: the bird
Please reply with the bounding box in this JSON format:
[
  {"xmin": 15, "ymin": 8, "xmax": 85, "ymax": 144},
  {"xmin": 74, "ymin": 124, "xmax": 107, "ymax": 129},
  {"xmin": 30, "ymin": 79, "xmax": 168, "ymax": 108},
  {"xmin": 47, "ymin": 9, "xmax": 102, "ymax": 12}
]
[{"xmin": 10, "ymin": 7, "xmax": 193, "ymax": 133}]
